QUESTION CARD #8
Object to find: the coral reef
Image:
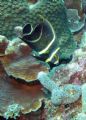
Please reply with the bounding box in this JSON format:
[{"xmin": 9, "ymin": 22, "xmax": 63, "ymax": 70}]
[
  {"xmin": 0, "ymin": 37, "xmax": 49, "ymax": 82},
  {"xmin": 1, "ymin": 0, "xmax": 76, "ymax": 61},
  {"xmin": 64, "ymin": 0, "xmax": 84, "ymax": 18},
  {"xmin": 0, "ymin": 31, "xmax": 86, "ymax": 119},
  {"xmin": 82, "ymin": 83, "xmax": 86, "ymax": 113},
  {"xmin": 41, "ymin": 30, "xmax": 86, "ymax": 119},
  {"xmin": 14, "ymin": 26, "xmax": 23, "ymax": 38},
  {"xmin": 64, "ymin": 0, "xmax": 85, "ymax": 39},
  {"xmin": 44, "ymin": 98, "xmax": 81, "ymax": 120},
  {"xmin": 75, "ymin": 84, "xmax": 86, "ymax": 120},
  {"xmin": 76, "ymin": 113, "xmax": 86, "ymax": 120},
  {"xmin": 67, "ymin": 9, "xmax": 85, "ymax": 33},
  {"xmin": 0, "ymin": 35, "xmax": 9, "ymax": 56},
  {"xmin": 0, "ymin": 30, "xmax": 85, "ymax": 119},
  {"xmin": 0, "ymin": 0, "xmax": 31, "ymax": 39},
  {"xmin": 37, "ymin": 71, "xmax": 63, "ymax": 105},
  {"xmin": 49, "ymin": 32, "xmax": 86, "ymax": 85},
  {"xmin": 0, "ymin": 0, "xmax": 66, "ymax": 39},
  {"xmin": 82, "ymin": 0, "xmax": 86, "ymax": 14},
  {"xmin": 37, "ymin": 71, "xmax": 81, "ymax": 105},
  {"xmin": 4, "ymin": 104, "xmax": 22, "ymax": 119},
  {"xmin": 0, "ymin": 0, "xmax": 86, "ymax": 120},
  {"xmin": 80, "ymin": 31, "xmax": 86, "ymax": 47},
  {"xmin": 0, "ymin": 61, "xmax": 44, "ymax": 119}
]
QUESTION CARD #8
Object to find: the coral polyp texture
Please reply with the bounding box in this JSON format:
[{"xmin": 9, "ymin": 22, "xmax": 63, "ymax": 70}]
[{"xmin": 0, "ymin": 0, "xmax": 30, "ymax": 38}]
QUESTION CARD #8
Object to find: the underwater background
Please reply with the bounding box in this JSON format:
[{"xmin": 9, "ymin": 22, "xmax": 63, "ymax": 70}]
[{"xmin": 0, "ymin": 0, "xmax": 86, "ymax": 120}]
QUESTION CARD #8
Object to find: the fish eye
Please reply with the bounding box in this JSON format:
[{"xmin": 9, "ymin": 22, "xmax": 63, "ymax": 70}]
[{"xmin": 27, "ymin": 0, "xmax": 38, "ymax": 4}]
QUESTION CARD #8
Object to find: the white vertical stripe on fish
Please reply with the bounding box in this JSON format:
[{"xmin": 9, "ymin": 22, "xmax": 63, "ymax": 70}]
[{"xmin": 38, "ymin": 16, "xmax": 56, "ymax": 55}]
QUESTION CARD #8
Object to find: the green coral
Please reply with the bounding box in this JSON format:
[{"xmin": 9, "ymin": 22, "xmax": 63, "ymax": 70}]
[{"xmin": 0, "ymin": 0, "xmax": 30, "ymax": 38}]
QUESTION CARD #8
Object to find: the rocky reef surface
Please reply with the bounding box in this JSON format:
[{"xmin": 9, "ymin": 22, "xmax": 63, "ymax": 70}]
[
  {"xmin": 0, "ymin": 0, "xmax": 86, "ymax": 120},
  {"xmin": 0, "ymin": 27, "xmax": 86, "ymax": 120}
]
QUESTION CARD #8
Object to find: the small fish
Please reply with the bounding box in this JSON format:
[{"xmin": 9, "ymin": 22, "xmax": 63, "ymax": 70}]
[{"xmin": 21, "ymin": 17, "xmax": 60, "ymax": 68}]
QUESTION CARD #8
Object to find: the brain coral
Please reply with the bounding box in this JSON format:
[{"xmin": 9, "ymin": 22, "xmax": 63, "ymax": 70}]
[
  {"xmin": 0, "ymin": 0, "xmax": 64, "ymax": 39},
  {"xmin": 0, "ymin": 0, "xmax": 31, "ymax": 38}
]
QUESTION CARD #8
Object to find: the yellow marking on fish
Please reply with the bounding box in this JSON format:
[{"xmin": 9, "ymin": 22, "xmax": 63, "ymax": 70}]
[
  {"xmin": 54, "ymin": 54, "xmax": 59, "ymax": 64},
  {"xmin": 54, "ymin": 60, "xmax": 59, "ymax": 64},
  {"xmin": 38, "ymin": 15, "xmax": 56, "ymax": 55},
  {"xmin": 54, "ymin": 59, "xmax": 59, "ymax": 64},
  {"xmin": 45, "ymin": 47, "xmax": 60, "ymax": 63}
]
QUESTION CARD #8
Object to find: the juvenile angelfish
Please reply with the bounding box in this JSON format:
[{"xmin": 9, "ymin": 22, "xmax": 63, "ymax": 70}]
[{"xmin": 21, "ymin": 18, "xmax": 60, "ymax": 67}]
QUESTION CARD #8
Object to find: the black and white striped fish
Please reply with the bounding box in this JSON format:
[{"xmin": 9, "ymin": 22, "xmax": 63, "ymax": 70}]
[
  {"xmin": 21, "ymin": 17, "xmax": 72, "ymax": 68},
  {"xmin": 21, "ymin": 17, "xmax": 60, "ymax": 65}
]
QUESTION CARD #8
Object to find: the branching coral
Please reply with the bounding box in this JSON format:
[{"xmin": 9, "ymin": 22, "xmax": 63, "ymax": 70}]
[
  {"xmin": 37, "ymin": 71, "xmax": 63, "ymax": 105},
  {"xmin": 37, "ymin": 71, "xmax": 81, "ymax": 105}
]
